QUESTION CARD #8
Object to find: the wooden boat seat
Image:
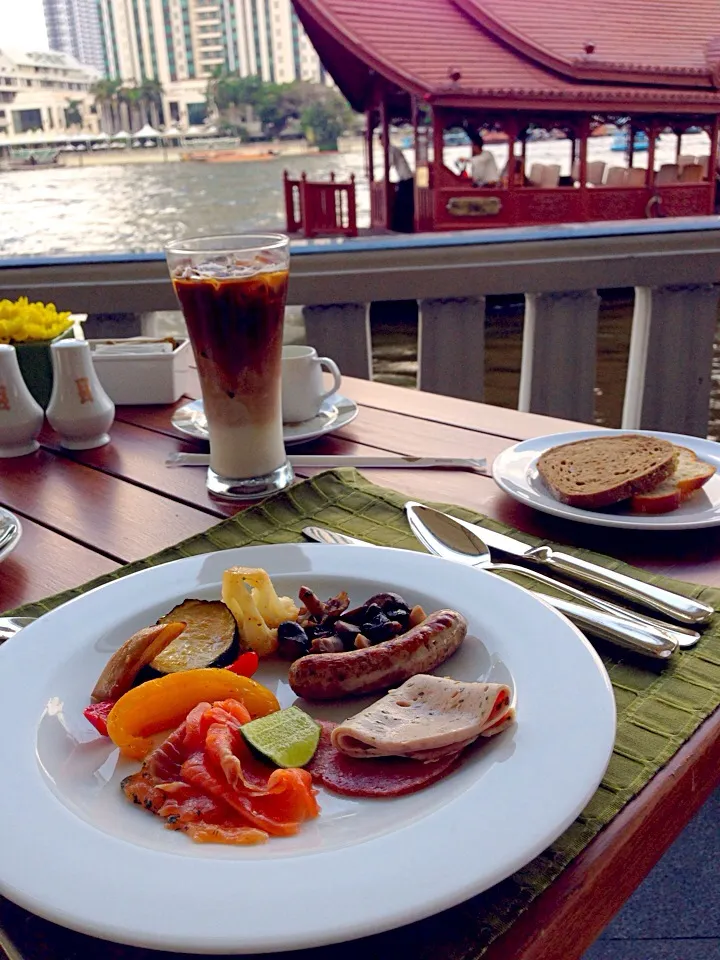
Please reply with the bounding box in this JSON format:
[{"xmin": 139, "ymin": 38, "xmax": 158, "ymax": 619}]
[
  {"xmin": 656, "ymin": 164, "xmax": 680, "ymax": 185},
  {"xmin": 626, "ymin": 167, "xmax": 647, "ymax": 187},
  {"xmin": 605, "ymin": 166, "xmax": 628, "ymax": 186},
  {"xmin": 586, "ymin": 160, "xmax": 606, "ymax": 185},
  {"xmin": 680, "ymin": 164, "xmax": 704, "ymax": 183}
]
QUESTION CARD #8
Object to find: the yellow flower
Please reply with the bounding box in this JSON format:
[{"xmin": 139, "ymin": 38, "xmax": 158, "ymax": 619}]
[{"xmin": 0, "ymin": 297, "xmax": 73, "ymax": 344}]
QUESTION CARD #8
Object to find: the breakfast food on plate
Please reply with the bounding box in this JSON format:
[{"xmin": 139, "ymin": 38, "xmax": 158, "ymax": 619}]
[
  {"xmin": 121, "ymin": 698, "xmax": 319, "ymax": 845},
  {"xmin": 91, "ymin": 622, "xmax": 186, "ymax": 702},
  {"xmin": 81, "ymin": 568, "xmax": 497, "ymax": 843},
  {"xmin": 87, "ymin": 575, "xmax": 456, "ymax": 725},
  {"xmin": 537, "ymin": 434, "xmax": 677, "ymax": 509},
  {"xmin": 330, "ymin": 675, "xmax": 514, "ymax": 761},
  {"xmin": 306, "ymin": 722, "xmax": 462, "ymax": 798},
  {"xmin": 241, "ymin": 706, "xmax": 321, "ymax": 768},
  {"xmin": 278, "ymin": 588, "xmax": 427, "ymax": 659},
  {"xmin": 106, "ymin": 669, "xmax": 280, "ymax": 760},
  {"xmin": 306, "ymin": 676, "xmax": 515, "ymax": 799},
  {"xmin": 538, "ymin": 435, "xmax": 715, "ymax": 514},
  {"xmin": 151, "ymin": 600, "xmax": 237, "ymax": 673},
  {"xmin": 117, "ymin": 673, "xmax": 516, "ymax": 842},
  {"xmin": 287, "ymin": 610, "xmax": 468, "ymax": 701},
  {"xmin": 222, "ymin": 567, "xmax": 300, "ymax": 656},
  {"xmin": 630, "ymin": 446, "xmax": 716, "ymax": 514}
]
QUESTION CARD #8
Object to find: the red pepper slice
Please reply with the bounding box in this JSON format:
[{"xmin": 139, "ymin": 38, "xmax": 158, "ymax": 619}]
[
  {"xmin": 226, "ymin": 651, "xmax": 259, "ymax": 678},
  {"xmin": 83, "ymin": 699, "xmax": 115, "ymax": 737}
]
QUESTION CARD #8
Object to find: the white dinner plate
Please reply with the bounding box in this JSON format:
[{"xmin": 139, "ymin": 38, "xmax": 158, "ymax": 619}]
[
  {"xmin": 0, "ymin": 544, "xmax": 614, "ymax": 954},
  {"xmin": 0, "ymin": 507, "xmax": 22, "ymax": 564},
  {"xmin": 493, "ymin": 428, "xmax": 720, "ymax": 530},
  {"xmin": 172, "ymin": 394, "xmax": 359, "ymax": 446}
]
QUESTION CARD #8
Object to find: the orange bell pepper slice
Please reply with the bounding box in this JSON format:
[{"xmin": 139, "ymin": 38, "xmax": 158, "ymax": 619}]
[{"xmin": 106, "ymin": 668, "xmax": 279, "ymax": 760}]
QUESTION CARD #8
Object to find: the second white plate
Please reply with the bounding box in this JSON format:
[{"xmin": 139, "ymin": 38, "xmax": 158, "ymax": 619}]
[
  {"xmin": 172, "ymin": 394, "xmax": 359, "ymax": 446},
  {"xmin": 493, "ymin": 428, "xmax": 720, "ymax": 530}
]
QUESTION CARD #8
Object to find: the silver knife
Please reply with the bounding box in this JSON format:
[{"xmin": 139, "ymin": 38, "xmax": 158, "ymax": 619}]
[
  {"xmin": 302, "ymin": 526, "xmax": 676, "ymax": 658},
  {"xmin": 403, "ymin": 502, "xmax": 713, "ymax": 626}
]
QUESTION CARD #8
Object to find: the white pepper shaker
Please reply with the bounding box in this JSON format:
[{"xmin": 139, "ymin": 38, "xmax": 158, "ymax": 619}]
[
  {"xmin": 0, "ymin": 344, "xmax": 44, "ymax": 458},
  {"xmin": 46, "ymin": 340, "xmax": 115, "ymax": 449}
]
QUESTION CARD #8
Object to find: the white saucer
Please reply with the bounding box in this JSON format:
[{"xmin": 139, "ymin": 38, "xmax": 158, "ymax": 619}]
[
  {"xmin": 0, "ymin": 508, "xmax": 21, "ymax": 564},
  {"xmin": 172, "ymin": 394, "xmax": 359, "ymax": 446},
  {"xmin": 493, "ymin": 428, "xmax": 720, "ymax": 530}
]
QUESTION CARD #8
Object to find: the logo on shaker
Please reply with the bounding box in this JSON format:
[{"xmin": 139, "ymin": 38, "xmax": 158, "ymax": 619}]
[
  {"xmin": 0, "ymin": 386, "xmax": 9, "ymax": 411},
  {"xmin": 75, "ymin": 377, "xmax": 94, "ymax": 404}
]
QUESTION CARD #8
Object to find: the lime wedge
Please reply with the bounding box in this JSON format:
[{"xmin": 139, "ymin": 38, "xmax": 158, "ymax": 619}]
[{"xmin": 241, "ymin": 706, "xmax": 321, "ymax": 768}]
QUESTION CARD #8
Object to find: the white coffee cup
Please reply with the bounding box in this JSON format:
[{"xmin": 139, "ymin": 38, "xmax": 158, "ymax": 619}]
[{"xmin": 282, "ymin": 345, "xmax": 342, "ymax": 423}]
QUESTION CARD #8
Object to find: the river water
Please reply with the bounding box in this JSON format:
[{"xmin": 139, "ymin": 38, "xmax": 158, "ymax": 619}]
[{"xmin": 1, "ymin": 134, "xmax": 719, "ymax": 436}]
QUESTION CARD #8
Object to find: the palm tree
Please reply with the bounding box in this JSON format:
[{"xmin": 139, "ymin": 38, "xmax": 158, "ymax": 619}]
[
  {"xmin": 91, "ymin": 79, "xmax": 121, "ymax": 134},
  {"xmin": 140, "ymin": 77, "xmax": 164, "ymax": 129},
  {"xmin": 119, "ymin": 85, "xmax": 144, "ymax": 131}
]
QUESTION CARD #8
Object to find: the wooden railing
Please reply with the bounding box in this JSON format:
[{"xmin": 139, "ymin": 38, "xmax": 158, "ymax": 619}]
[
  {"xmin": 283, "ymin": 171, "xmax": 357, "ymax": 239},
  {"xmin": 3, "ymin": 218, "xmax": 720, "ymax": 435}
]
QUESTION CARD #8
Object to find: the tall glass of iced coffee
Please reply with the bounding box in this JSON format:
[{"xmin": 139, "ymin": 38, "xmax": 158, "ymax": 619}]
[{"xmin": 165, "ymin": 234, "xmax": 293, "ymax": 499}]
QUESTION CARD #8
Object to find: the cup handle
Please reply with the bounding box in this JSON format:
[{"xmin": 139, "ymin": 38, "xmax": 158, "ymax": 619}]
[{"xmin": 319, "ymin": 357, "xmax": 342, "ymax": 400}]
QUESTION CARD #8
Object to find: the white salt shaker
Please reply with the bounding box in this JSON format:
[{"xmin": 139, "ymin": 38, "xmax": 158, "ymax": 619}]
[
  {"xmin": 0, "ymin": 344, "xmax": 44, "ymax": 458},
  {"xmin": 46, "ymin": 340, "xmax": 115, "ymax": 449}
]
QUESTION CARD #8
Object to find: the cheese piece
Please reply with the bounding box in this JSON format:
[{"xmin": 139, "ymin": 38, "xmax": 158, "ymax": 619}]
[{"xmin": 331, "ymin": 674, "xmax": 514, "ymax": 762}]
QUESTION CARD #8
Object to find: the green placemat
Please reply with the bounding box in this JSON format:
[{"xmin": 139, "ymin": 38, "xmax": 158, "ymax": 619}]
[{"xmin": 2, "ymin": 468, "xmax": 720, "ymax": 960}]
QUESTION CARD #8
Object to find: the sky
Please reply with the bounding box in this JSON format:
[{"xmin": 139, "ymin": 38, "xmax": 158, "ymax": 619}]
[{"xmin": 0, "ymin": 0, "xmax": 49, "ymax": 51}]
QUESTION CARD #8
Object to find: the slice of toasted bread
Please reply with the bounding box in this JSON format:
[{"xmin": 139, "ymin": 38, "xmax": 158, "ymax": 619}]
[
  {"xmin": 630, "ymin": 446, "xmax": 715, "ymax": 514},
  {"xmin": 537, "ymin": 434, "xmax": 677, "ymax": 509}
]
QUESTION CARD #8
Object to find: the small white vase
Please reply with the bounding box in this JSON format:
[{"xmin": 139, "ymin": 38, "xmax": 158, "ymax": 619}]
[
  {"xmin": 46, "ymin": 340, "xmax": 115, "ymax": 450},
  {"xmin": 0, "ymin": 344, "xmax": 44, "ymax": 458}
]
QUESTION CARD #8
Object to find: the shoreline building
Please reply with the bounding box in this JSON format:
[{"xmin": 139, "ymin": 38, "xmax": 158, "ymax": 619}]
[
  {"xmin": 42, "ymin": 0, "xmax": 106, "ymax": 74},
  {"xmin": 98, "ymin": 0, "xmax": 327, "ymax": 128},
  {"xmin": 0, "ymin": 49, "xmax": 100, "ymax": 138}
]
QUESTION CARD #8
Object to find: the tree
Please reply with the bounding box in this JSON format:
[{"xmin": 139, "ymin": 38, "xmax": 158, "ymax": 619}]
[
  {"xmin": 91, "ymin": 78, "xmax": 121, "ymax": 134},
  {"xmin": 255, "ymin": 83, "xmax": 288, "ymax": 138},
  {"xmin": 300, "ymin": 92, "xmax": 351, "ymax": 150},
  {"xmin": 64, "ymin": 99, "xmax": 83, "ymax": 128},
  {"xmin": 204, "ymin": 71, "xmax": 355, "ymax": 144},
  {"xmin": 119, "ymin": 85, "xmax": 144, "ymax": 131},
  {"xmin": 206, "ymin": 70, "xmax": 264, "ymax": 127},
  {"xmin": 140, "ymin": 77, "xmax": 164, "ymax": 129}
]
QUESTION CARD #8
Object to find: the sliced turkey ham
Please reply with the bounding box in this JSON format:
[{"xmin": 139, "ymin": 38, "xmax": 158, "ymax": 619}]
[{"xmin": 330, "ymin": 674, "xmax": 515, "ymax": 762}]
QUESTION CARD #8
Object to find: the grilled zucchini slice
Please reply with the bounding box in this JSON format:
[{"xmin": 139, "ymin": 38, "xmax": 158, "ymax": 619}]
[{"xmin": 151, "ymin": 599, "xmax": 237, "ymax": 673}]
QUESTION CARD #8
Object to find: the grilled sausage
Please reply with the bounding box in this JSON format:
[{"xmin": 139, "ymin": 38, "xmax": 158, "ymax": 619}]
[{"xmin": 287, "ymin": 610, "xmax": 467, "ymax": 701}]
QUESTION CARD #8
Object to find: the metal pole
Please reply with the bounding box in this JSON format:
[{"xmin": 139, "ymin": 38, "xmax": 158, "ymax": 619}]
[
  {"xmin": 380, "ymin": 97, "xmax": 391, "ymax": 228},
  {"xmin": 365, "ymin": 109, "xmax": 374, "ymax": 183}
]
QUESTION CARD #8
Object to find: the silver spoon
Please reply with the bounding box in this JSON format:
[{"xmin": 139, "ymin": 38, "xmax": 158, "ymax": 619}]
[
  {"xmin": 403, "ymin": 507, "xmax": 689, "ymax": 659},
  {"xmin": 0, "ymin": 617, "xmax": 35, "ymax": 644}
]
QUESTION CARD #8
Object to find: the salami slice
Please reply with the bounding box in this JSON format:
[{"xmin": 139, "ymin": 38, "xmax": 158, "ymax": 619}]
[{"xmin": 306, "ymin": 722, "xmax": 461, "ymax": 798}]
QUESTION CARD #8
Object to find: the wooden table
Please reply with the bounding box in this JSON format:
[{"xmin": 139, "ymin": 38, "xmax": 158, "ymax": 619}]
[{"xmin": 1, "ymin": 376, "xmax": 719, "ymax": 960}]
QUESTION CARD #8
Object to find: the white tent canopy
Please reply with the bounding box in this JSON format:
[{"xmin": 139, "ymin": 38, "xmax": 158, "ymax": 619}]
[
  {"xmin": 163, "ymin": 125, "xmax": 182, "ymax": 136},
  {"xmin": 111, "ymin": 129, "xmax": 130, "ymax": 139},
  {"xmin": 135, "ymin": 123, "xmax": 161, "ymax": 138}
]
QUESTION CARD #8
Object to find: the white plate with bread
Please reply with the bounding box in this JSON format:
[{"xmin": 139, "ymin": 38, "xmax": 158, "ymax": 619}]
[{"xmin": 492, "ymin": 429, "xmax": 720, "ymax": 530}]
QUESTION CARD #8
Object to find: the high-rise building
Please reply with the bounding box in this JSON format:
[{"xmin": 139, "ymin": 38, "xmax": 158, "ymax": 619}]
[
  {"xmin": 42, "ymin": 0, "xmax": 106, "ymax": 74},
  {"xmin": 97, "ymin": 0, "xmax": 327, "ymax": 127}
]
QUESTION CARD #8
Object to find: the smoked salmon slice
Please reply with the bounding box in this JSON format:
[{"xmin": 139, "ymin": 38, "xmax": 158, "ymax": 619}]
[{"xmin": 121, "ymin": 698, "xmax": 319, "ymax": 845}]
